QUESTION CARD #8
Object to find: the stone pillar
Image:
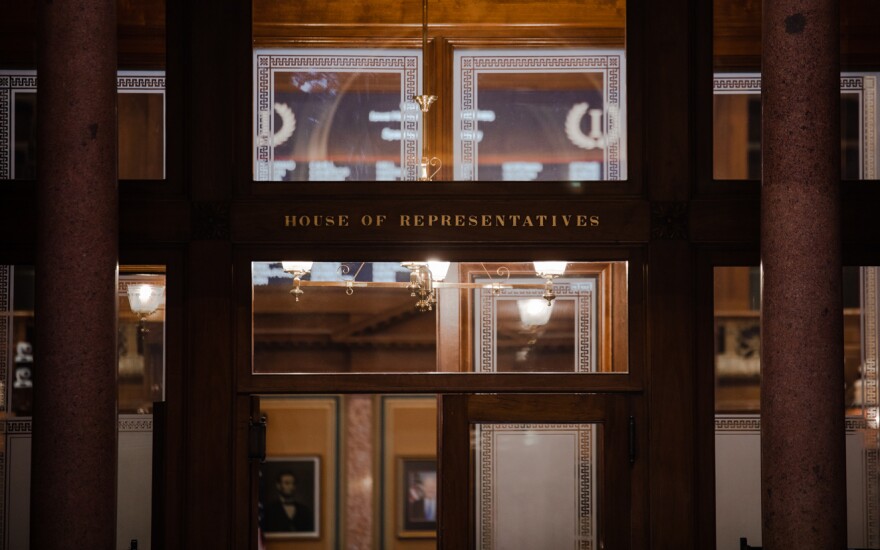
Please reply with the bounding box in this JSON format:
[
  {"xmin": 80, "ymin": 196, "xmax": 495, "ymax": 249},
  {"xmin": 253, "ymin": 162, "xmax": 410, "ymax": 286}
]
[
  {"xmin": 761, "ymin": 1, "xmax": 845, "ymax": 548},
  {"xmin": 32, "ymin": 0, "xmax": 118, "ymax": 548}
]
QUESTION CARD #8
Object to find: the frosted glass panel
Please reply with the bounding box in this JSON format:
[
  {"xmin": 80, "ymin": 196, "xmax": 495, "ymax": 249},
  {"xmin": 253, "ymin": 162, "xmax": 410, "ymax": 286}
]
[
  {"xmin": 474, "ymin": 279, "xmax": 597, "ymax": 373},
  {"xmin": 0, "ymin": 71, "xmax": 166, "ymax": 180},
  {"xmin": 453, "ymin": 49, "xmax": 627, "ymax": 181},
  {"xmin": 713, "ymin": 73, "xmax": 879, "ymax": 180},
  {"xmin": 253, "ymin": 49, "xmax": 421, "ymax": 182},
  {"xmin": 474, "ymin": 423, "xmax": 598, "ymax": 549}
]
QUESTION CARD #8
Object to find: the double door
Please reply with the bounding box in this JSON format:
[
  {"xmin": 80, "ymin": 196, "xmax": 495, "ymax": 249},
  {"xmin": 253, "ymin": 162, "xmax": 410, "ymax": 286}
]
[{"xmin": 250, "ymin": 392, "xmax": 636, "ymax": 549}]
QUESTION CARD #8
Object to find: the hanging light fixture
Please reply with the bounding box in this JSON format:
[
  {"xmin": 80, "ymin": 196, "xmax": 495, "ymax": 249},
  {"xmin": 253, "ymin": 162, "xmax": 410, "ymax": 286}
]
[
  {"xmin": 414, "ymin": 0, "xmax": 441, "ymax": 181},
  {"xmin": 281, "ymin": 261, "xmax": 314, "ymax": 301},
  {"xmin": 281, "ymin": 261, "xmax": 570, "ymax": 311},
  {"xmin": 127, "ymin": 283, "xmax": 165, "ymax": 332},
  {"xmin": 533, "ymin": 261, "xmax": 568, "ymax": 305}
]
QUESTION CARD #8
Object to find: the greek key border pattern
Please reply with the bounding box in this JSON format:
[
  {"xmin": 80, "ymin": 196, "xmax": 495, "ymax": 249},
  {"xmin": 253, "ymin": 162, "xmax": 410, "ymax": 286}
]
[
  {"xmin": 578, "ymin": 425, "xmax": 595, "ymax": 550},
  {"xmin": 456, "ymin": 51, "xmax": 625, "ymax": 181},
  {"xmin": 0, "ymin": 416, "xmax": 152, "ymax": 434},
  {"xmin": 4, "ymin": 420, "xmax": 30, "ymax": 434},
  {"xmin": 866, "ymin": 267, "xmax": 878, "ymax": 415},
  {"xmin": 0, "ymin": 265, "xmax": 8, "ymax": 312},
  {"xmin": 0, "ymin": 265, "xmax": 10, "ymax": 413},
  {"xmin": 253, "ymin": 51, "xmax": 420, "ymax": 182},
  {"xmin": 866, "ymin": 267, "xmax": 880, "ymax": 547},
  {"xmin": 477, "ymin": 282, "xmax": 594, "ymax": 373},
  {"xmin": 714, "ymin": 415, "xmax": 761, "ymax": 432},
  {"xmin": 0, "ymin": 88, "xmax": 9, "ymax": 179},
  {"xmin": 118, "ymin": 415, "xmax": 153, "ymax": 432},
  {"xmin": 715, "ymin": 415, "xmax": 870, "ymax": 433},
  {"xmin": 864, "ymin": 76, "xmax": 877, "ymax": 181},
  {"xmin": 868, "ymin": 448, "xmax": 879, "ymax": 547},
  {"xmin": 1, "ymin": 71, "xmax": 164, "ymax": 181},
  {"xmin": 477, "ymin": 423, "xmax": 594, "ymax": 550},
  {"xmin": 714, "ymin": 74, "xmax": 877, "ymax": 179},
  {"xmin": 117, "ymin": 274, "xmax": 165, "ymax": 297},
  {"xmin": 713, "ymin": 74, "xmax": 868, "ymax": 94}
]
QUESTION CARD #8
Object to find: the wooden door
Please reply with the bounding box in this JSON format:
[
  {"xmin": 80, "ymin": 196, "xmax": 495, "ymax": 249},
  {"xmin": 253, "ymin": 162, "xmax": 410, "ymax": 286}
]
[{"xmin": 440, "ymin": 394, "xmax": 632, "ymax": 549}]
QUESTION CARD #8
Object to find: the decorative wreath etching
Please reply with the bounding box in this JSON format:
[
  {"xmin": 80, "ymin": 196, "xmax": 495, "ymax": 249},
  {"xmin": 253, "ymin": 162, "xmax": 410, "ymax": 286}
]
[
  {"xmin": 565, "ymin": 102, "xmax": 605, "ymax": 150},
  {"xmin": 272, "ymin": 102, "xmax": 296, "ymax": 147}
]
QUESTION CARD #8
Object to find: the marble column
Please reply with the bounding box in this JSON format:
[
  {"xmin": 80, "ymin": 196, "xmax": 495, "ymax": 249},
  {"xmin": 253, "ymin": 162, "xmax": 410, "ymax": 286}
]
[
  {"xmin": 761, "ymin": 0, "xmax": 845, "ymax": 548},
  {"xmin": 32, "ymin": 0, "xmax": 118, "ymax": 548}
]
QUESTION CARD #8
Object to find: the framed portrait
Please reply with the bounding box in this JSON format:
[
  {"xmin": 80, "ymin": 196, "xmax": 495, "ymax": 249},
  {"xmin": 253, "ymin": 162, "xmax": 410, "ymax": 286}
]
[
  {"xmin": 260, "ymin": 456, "xmax": 320, "ymax": 539},
  {"xmin": 398, "ymin": 457, "xmax": 438, "ymax": 538}
]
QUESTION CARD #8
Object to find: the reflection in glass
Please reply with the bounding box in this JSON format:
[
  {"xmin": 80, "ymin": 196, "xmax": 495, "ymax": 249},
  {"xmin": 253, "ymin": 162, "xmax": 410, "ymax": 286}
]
[
  {"xmin": 253, "ymin": 49, "xmax": 421, "ymax": 182},
  {"xmin": 453, "ymin": 50, "xmax": 627, "ymax": 181},
  {"xmin": 252, "ymin": 261, "xmax": 628, "ymax": 374},
  {"xmin": 6, "ymin": 265, "xmax": 36, "ymax": 417},
  {"xmin": 713, "ymin": 266, "xmax": 870, "ymax": 414},
  {"xmin": 473, "ymin": 422, "xmax": 598, "ymax": 549},
  {"xmin": 0, "ymin": 266, "xmax": 166, "ymax": 416},
  {"xmin": 118, "ymin": 272, "xmax": 166, "ymax": 413},
  {"xmin": 713, "ymin": 266, "xmax": 880, "ymax": 550}
]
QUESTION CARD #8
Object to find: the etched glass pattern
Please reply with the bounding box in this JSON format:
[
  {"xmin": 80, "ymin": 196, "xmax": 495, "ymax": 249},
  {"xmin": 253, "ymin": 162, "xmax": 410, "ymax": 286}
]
[
  {"xmin": 453, "ymin": 49, "xmax": 627, "ymax": 182},
  {"xmin": 253, "ymin": 49, "xmax": 422, "ymax": 182}
]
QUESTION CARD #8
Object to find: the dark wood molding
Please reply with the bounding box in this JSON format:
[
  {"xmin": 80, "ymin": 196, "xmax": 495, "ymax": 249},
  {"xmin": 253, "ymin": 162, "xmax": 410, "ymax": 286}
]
[
  {"xmin": 650, "ymin": 201, "xmax": 689, "ymax": 240},
  {"xmin": 191, "ymin": 201, "xmax": 231, "ymax": 241}
]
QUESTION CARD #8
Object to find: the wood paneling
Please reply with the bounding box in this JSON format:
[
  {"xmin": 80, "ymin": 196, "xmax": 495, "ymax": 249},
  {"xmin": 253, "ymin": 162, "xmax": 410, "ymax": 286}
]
[
  {"xmin": 714, "ymin": 0, "xmax": 880, "ymax": 70},
  {"xmin": 253, "ymin": 0, "xmax": 625, "ymax": 40},
  {"xmin": 0, "ymin": 0, "xmax": 165, "ymax": 68}
]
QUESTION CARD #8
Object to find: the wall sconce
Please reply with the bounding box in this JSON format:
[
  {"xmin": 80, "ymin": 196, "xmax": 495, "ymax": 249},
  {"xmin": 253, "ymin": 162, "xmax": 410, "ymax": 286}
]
[
  {"xmin": 127, "ymin": 283, "xmax": 165, "ymax": 332},
  {"xmin": 533, "ymin": 261, "xmax": 568, "ymax": 305},
  {"xmin": 281, "ymin": 261, "xmax": 314, "ymax": 301}
]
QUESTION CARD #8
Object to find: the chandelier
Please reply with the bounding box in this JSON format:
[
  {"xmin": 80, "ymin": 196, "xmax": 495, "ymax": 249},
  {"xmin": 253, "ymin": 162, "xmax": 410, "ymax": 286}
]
[{"xmin": 281, "ymin": 261, "xmax": 568, "ymax": 312}]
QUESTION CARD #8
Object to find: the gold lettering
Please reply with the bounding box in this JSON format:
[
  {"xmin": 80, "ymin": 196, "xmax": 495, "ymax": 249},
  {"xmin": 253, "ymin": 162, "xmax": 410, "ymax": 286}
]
[
  {"xmin": 577, "ymin": 215, "xmax": 588, "ymax": 227},
  {"xmin": 414, "ymin": 215, "xmax": 425, "ymax": 227},
  {"xmin": 509, "ymin": 215, "xmax": 520, "ymax": 226},
  {"xmin": 376, "ymin": 214, "xmax": 387, "ymax": 227},
  {"xmin": 522, "ymin": 215, "xmax": 534, "ymax": 227},
  {"xmin": 456, "ymin": 214, "xmax": 465, "ymax": 227},
  {"xmin": 441, "ymin": 215, "xmax": 451, "ymax": 226},
  {"xmin": 325, "ymin": 216, "xmax": 334, "ymax": 227},
  {"xmin": 562, "ymin": 215, "xmax": 572, "ymax": 227},
  {"xmin": 481, "ymin": 215, "xmax": 492, "ymax": 227},
  {"xmin": 494, "ymin": 215, "xmax": 505, "ymax": 227},
  {"xmin": 590, "ymin": 215, "xmax": 599, "ymax": 227},
  {"xmin": 400, "ymin": 215, "xmax": 411, "ymax": 227},
  {"xmin": 361, "ymin": 214, "xmax": 373, "ymax": 226},
  {"xmin": 468, "ymin": 215, "xmax": 478, "ymax": 227},
  {"xmin": 428, "ymin": 215, "xmax": 439, "ymax": 226},
  {"xmin": 536, "ymin": 215, "xmax": 547, "ymax": 227},
  {"xmin": 339, "ymin": 215, "xmax": 349, "ymax": 227}
]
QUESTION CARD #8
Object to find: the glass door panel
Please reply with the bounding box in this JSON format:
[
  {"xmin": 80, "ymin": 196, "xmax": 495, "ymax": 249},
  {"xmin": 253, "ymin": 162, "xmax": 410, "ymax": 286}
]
[{"xmin": 440, "ymin": 394, "xmax": 631, "ymax": 549}]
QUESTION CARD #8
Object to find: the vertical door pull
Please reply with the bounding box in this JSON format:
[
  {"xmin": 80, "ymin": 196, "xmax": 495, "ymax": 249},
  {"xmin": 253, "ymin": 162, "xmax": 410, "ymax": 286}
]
[
  {"xmin": 628, "ymin": 415, "xmax": 636, "ymax": 464},
  {"xmin": 248, "ymin": 415, "xmax": 267, "ymax": 462}
]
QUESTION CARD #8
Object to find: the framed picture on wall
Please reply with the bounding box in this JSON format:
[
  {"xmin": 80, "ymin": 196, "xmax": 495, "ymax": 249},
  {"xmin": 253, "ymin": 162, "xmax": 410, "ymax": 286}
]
[
  {"xmin": 398, "ymin": 457, "xmax": 438, "ymax": 538},
  {"xmin": 260, "ymin": 456, "xmax": 321, "ymax": 538}
]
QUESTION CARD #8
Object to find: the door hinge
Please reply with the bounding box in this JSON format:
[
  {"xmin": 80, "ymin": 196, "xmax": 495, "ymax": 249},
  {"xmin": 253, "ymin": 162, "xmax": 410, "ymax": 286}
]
[
  {"xmin": 628, "ymin": 415, "xmax": 636, "ymax": 465},
  {"xmin": 248, "ymin": 415, "xmax": 267, "ymax": 462}
]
